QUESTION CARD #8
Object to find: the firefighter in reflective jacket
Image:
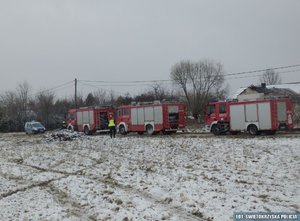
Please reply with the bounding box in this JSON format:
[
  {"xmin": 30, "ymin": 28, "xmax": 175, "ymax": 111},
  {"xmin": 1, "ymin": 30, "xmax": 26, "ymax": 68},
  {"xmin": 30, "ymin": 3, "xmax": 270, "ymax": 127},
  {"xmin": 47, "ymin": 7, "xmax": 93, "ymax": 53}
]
[{"xmin": 108, "ymin": 113, "xmax": 116, "ymax": 138}]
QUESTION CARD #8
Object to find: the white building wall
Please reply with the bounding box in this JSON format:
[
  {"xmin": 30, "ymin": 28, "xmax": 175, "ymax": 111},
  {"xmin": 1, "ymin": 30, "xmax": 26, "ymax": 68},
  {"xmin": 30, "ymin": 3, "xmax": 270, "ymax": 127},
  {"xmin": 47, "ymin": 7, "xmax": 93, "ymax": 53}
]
[{"xmin": 238, "ymin": 93, "xmax": 264, "ymax": 102}]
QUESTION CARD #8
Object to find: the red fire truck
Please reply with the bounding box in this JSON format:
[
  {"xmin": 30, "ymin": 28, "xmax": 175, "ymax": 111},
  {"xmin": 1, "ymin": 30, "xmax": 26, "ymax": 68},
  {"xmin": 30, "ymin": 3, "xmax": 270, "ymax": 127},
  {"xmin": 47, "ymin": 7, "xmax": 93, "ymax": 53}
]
[
  {"xmin": 66, "ymin": 106, "xmax": 114, "ymax": 135},
  {"xmin": 116, "ymin": 101, "xmax": 186, "ymax": 135},
  {"xmin": 205, "ymin": 98, "xmax": 293, "ymax": 135}
]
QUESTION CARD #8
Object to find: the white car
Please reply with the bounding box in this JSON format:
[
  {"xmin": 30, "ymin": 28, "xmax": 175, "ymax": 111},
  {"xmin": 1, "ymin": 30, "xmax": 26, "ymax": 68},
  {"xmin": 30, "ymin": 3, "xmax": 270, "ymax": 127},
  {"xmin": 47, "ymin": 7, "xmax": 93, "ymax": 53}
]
[{"xmin": 25, "ymin": 121, "xmax": 46, "ymax": 134}]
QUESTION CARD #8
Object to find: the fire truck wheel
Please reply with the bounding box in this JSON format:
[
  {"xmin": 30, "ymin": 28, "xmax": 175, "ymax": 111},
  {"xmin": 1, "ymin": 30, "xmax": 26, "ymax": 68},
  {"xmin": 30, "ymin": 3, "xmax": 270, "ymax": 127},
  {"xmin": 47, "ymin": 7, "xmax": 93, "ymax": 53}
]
[
  {"xmin": 119, "ymin": 125, "xmax": 127, "ymax": 135},
  {"xmin": 146, "ymin": 124, "xmax": 154, "ymax": 135},
  {"xmin": 211, "ymin": 125, "xmax": 221, "ymax": 135},
  {"xmin": 248, "ymin": 125, "xmax": 258, "ymax": 135},
  {"xmin": 84, "ymin": 126, "xmax": 90, "ymax": 135}
]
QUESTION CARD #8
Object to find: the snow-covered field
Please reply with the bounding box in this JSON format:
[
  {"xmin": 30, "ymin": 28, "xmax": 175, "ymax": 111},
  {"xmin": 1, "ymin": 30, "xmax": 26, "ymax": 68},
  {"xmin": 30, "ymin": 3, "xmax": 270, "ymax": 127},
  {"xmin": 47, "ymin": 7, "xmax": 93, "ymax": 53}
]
[{"xmin": 0, "ymin": 132, "xmax": 299, "ymax": 221}]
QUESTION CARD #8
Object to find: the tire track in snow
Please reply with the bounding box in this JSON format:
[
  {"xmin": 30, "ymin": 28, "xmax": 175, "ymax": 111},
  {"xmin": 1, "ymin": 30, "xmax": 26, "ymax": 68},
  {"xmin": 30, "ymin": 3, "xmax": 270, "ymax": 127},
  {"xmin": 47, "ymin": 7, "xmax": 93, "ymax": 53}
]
[
  {"xmin": 0, "ymin": 176, "xmax": 68, "ymax": 199},
  {"xmin": 1, "ymin": 149, "xmax": 206, "ymax": 220}
]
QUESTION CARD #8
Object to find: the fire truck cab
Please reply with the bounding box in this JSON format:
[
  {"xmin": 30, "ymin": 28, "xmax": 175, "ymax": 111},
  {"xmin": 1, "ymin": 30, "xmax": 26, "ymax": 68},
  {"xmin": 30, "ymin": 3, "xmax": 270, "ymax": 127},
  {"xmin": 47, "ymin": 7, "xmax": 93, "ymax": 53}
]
[
  {"xmin": 205, "ymin": 98, "xmax": 293, "ymax": 135},
  {"xmin": 116, "ymin": 101, "xmax": 186, "ymax": 135},
  {"xmin": 66, "ymin": 106, "xmax": 114, "ymax": 135}
]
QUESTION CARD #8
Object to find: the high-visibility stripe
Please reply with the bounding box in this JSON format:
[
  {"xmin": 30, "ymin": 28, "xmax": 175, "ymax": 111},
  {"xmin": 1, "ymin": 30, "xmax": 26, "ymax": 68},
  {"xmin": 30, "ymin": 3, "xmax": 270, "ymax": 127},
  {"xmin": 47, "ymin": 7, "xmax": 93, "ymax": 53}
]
[{"xmin": 108, "ymin": 119, "xmax": 115, "ymax": 127}]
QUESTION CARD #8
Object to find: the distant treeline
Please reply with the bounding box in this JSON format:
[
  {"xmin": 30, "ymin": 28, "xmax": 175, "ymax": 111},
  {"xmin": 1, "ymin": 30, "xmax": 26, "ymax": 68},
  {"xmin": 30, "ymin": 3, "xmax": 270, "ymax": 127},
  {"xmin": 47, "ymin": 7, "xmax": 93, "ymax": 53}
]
[
  {"xmin": 0, "ymin": 60, "xmax": 228, "ymax": 132},
  {"xmin": 0, "ymin": 82, "xmax": 184, "ymax": 132}
]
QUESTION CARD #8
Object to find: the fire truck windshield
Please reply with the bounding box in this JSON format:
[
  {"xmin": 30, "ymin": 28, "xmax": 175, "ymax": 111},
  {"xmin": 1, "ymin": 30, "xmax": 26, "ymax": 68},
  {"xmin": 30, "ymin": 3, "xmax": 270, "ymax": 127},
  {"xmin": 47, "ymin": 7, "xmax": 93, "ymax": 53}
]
[
  {"xmin": 68, "ymin": 113, "xmax": 75, "ymax": 120},
  {"xmin": 219, "ymin": 104, "xmax": 227, "ymax": 114},
  {"xmin": 207, "ymin": 105, "xmax": 216, "ymax": 115}
]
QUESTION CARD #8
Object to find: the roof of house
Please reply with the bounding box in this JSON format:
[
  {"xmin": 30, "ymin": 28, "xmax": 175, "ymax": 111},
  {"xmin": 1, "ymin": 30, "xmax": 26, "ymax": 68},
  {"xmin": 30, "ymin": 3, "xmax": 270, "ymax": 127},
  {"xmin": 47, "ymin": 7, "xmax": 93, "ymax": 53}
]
[
  {"xmin": 229, "ymin": 84, "xmax": 300, "ymax": 101},
  {"xmin": 248, "ymin": 85, "xmax": 297, "ymax": 96}
]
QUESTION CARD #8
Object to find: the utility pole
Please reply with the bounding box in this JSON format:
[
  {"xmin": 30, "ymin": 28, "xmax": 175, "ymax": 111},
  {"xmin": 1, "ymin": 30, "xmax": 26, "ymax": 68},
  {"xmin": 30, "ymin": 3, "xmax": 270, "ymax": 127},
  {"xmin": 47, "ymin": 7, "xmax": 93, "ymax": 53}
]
[{"xmin": 75, "ymin": 78, "xmax": 77, "ymax": 108}]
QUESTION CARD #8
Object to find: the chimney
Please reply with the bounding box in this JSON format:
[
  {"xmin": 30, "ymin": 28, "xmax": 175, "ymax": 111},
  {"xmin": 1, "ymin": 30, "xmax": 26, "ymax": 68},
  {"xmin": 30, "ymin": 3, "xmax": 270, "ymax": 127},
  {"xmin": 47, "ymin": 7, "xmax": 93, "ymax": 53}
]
[{"xmin": 261, "ymin": 83, "xmax": 266, "ymax": 88}]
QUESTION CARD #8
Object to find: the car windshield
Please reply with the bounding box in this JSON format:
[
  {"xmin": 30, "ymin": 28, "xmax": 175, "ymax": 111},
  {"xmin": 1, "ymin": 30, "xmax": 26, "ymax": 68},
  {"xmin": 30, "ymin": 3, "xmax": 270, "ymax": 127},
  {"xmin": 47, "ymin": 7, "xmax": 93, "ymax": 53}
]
[{"xmin": 32, "ymin": 122, "xmax": 43, "ymax": 127}]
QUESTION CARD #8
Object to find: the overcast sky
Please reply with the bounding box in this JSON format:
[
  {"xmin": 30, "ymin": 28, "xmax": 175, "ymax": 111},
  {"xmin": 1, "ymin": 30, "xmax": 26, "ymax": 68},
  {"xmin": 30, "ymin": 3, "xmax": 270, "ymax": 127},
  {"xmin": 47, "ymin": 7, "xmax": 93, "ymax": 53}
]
[{"xmin": 0, "ymin": 0, "xmax": 299, "ymax": 98}]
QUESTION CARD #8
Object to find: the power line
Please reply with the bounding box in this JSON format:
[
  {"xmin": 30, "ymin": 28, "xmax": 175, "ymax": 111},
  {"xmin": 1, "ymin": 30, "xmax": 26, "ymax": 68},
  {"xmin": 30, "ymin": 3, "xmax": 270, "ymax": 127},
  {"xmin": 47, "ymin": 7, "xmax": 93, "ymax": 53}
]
[
  {"xmin": 10, "ymin": 64, "xmax": 298, "ymax": 97},
  {"xmin": 225, "ymin": 69, "xmax": 300, "ymax": 81},
  {"xmin": 277, "ymin": 69, "xmax": 300, "ymax": 74},
  {"xmin": 1, "ymin": 64, "xmax": 298, "ymax": 96},
  {"xmin": 78, "ymin": 64, "xmax": 300, "ymax": 84},
  {"xmin": 29, "ymin": 80, "xmax": 74, "ymax": 97},
  {"xmin": 78, "ymin": 79, "xmax": 171, "ymax": 84},
  {"xmin": 223, "ymin": 64, "xmax": 300, "ymax": 77},
  {"xmin": 283, "ymin": 81, "xmax": 300, "ymax": 85},
  {"xmin": 79, "ymin": 81, "xmax": 172, "ymax": 88}
]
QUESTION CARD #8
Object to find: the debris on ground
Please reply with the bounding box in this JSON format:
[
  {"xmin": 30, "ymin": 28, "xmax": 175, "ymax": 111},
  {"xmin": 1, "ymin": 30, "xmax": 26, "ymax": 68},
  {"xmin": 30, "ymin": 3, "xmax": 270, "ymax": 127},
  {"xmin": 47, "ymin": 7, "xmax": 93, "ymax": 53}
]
[{"xmin": 43, "ymin": 129, "xmax": 87, "ymax": 141}]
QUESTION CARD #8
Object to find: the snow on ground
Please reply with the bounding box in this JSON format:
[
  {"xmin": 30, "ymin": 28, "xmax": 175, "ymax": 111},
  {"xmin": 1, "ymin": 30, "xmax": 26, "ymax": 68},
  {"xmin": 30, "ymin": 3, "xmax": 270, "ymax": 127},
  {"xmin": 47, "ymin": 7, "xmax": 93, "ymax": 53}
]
[{"xmin": 0, "ymin": 132, "xmax": 299, "ymax": 221}]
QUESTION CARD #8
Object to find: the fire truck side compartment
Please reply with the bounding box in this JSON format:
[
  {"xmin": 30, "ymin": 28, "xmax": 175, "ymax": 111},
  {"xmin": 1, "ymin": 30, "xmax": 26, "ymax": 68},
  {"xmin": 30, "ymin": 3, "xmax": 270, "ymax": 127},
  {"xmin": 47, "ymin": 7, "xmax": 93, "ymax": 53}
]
[
  {"xmin": 77, "ymin": 112, "xmax": 83, "ymax": 125},
  {"xmin": 230, "ymin": 101, "xmax": 272, "ymax": 131},
  {"xmin": 138, "ymin": 108, "xmax": 144, "ymax": 124},
  {"xmin": 230, "ymin": 104, "xmax": 245, "ymax": 131},
  {"xmin": 258, "ymin": 102, "xmax": 271, "ymax": 130},
  {"xmin": 144, "ymin": 107, "xmax": 154, "ymax": 121},
  {"xmin": 77, "ymin": 110, "xmax": 94, "ymax": 125},
  {"xmin": 154, "ymin": 106, "xmax": 163, "ymax": 124},
  {"xmin": 277, "ymin": 101, "xmax": 287, "ymax": 122},
  {"xmin": 130, "ymin": 106, "xmax": 164, "ymax": 126},
  {"xmin": 245, "ymin": 104, "xmax": 257, "ymax": 122},
  {"xmin": 131, "ymin": 108, "xmax": 138, "ymax": 125}
]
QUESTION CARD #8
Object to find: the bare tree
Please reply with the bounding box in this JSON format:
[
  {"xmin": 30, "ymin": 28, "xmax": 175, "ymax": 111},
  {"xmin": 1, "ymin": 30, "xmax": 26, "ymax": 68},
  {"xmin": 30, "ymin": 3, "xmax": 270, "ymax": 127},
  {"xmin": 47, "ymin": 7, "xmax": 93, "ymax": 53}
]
[
  {"xmin": 0, "ymin": 82, "xmax": 31, "ymax": 131},
  {"xmin": 85, "ymin": 93, "xmax": 97, "ymax": 106},
  {"xmin": 71, "ymin": 93, "xmax": 85, "ymax": 107},
  {"xmin": 93, "ymin": 89, "xmax": 108, "ymax": 105},
  {"xmin": 16, "ymin": 81, "xmax": 31, "ymax": 126},
  {"xmin": 151, "ymin": 83, "xmax": 165, "ymax": 100},
  {"xmin": 133, "ymin": 83, "xmax": 178, "ymax": 103},
  {"xmin": 53, "ymin": 98, "xmax": 73, "ymax": 125},
  {"xmin": 170, "ymin": 60, "xmax": 193, "ymax": 106},
  {"xmin": 170, "ymin": 59, "xmax": 225, "ymax": 119},
  {"xmin": 34, "ymin": 90, "xmax": 55, "ymax": 128},
  {"xmin": 213, "ymin": 84, "xmax": 229, "ymax": 101},
  {"xmin": 116, "ymin": 92, "xmax": 133, "ymax": 105},
  {"xmin": 259, "ymin": 69, "xmax": 281, "ymax": 85},
  {"xmin": 0, "ymin": 91, "xmax": 18, "ymax": 131},
  {"xmin": 149, "ymin": 82, "xmax": 178, "ymax": 101},
  {"xmin": 107, "ymin": 89, "xmax": 116, "ymax": 105}
]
